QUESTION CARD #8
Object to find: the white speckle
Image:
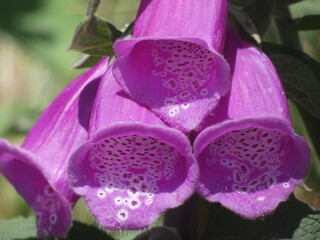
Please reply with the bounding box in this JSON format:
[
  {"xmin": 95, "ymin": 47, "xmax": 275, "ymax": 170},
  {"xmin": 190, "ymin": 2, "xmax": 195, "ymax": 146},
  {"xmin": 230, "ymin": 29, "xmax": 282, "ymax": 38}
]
[
  {"xmin": 97, "ymin": 190, "xmax": 106, "ymax": 199},
  {"xmin": 168, "ymin": 106, "xmax": 180, "ymax": 117},
  {"xmin": 181, "ymin": 103, "xmax": 190, "ymax": 109},
  {"xmin": 147, "ymin": 193, "xmax": 154, "ymax": 198},
  {"xmin": 50, "ymin": 213, "xmax": 58, "ymax": 225},
  {"xmin": 282, "ymin": 182, "xmax": 290, "ymax": 188},
  {"xmin": 257, "ymin": 196, "xmax": 266, "ymax": 201},
  {"xmin": 164, "ymin": 97, "xmax": 177, "ymax": 105},
  {"xmin": 104, "ymin": 186, "xmax": 114, "ymax": 193},
  {"xmin": 123, "ymin": 198, "xmax": 130, "ymax": 206},
  {"xmin": 152, "ymin": 49, "xmax": 158, "ymax": 56},
  {"xmin": 151, "ymin": 186, "xmax": 159, "ymax": 192},
  {"xmin": 114, "ymin": 197, "xmax": 123, "ymax": 206},
  {"xmin": 117, "ymin": 209, "xmax": 129, "ymax": 221},
  {"xmin": 179, "ymin": 91, "xmax": 191, "ymax": 99},
  {"xmin": 189, "ymin": 96, "xmax": 196, "ymax": 101},
  {"xmin": 44, "ymin": 185, "xmax": 55, "ymax": 197},
  {"xmin": 36, "ymin": 212, "xmax": 41, "ymax": 224},
  {"xmin": 145, "ymin": 198, "xmax": 153, "ymax": 205},
  {"xmin": 128, "ymin": 190, "xmax": 140, "ymax": 198},
  {"xmin": 200, "ymin": 88, "xmax": 208, "ymax": 96},
  {"xmin": 129, "ymin": 199, "xmax": 141, "ymax": 210},
  {"xmin": 159, "ymin": 71, "xmax": 167, "ymax": 77}
]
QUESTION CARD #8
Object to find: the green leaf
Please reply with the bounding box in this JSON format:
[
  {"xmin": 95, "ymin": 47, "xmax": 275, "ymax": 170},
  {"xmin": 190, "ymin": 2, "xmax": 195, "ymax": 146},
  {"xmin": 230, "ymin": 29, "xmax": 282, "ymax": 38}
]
[
  {"xmin": 133, "ymin": 227, "xmax": 181, "ymax": 240},
  {"xmin": 231, "ymin": 0, "xmax": 304, "ymax": 7},
  {"xmin": 0, "ymin": 216, "xmax": 115, "ymax": 240},
  {"xmin": 276, "ymin": 0, "xmax": 305, "ymax": 6},
  {"xmin": 293, "ymin": 15, "xmax": 320, "ymax": 31},
  {"xmin": 262, "ymin": 42, "xmax": 320, "ymax": 120},
  {"xmin": 0, "ymin": 216, "xmax": 37, "ymax": 240},
  {"xmin": 201, "ymin": 196, "xmax": 317, "ymax": 240},
  {"xmin": 228, "ymin": 3, "xmax": 261, "ymax": 44},
  {"xmin": 86, "ymin": 0, "xmax": 101, "ymax": 17},
  {"xmin": 229, "ymin": 0, "xmax": 251, "ymax": 7},
  {"xmin": 243, "ymin": 0, "xmax": 276, "ymax": 35},
  {"xmin": 66, "ymin": 221, "xmax": 114, "ymax": 240},
  {"xmin": 69, "ymin": 15, "xmax": 122, "ymax": 56},
  {"xmin": 292, "ymin": 214, "xmax": 320, "ymax": 239},
  {"xmin": 73, "ymin": 55, "xmax": 102, "ymax": 69}
]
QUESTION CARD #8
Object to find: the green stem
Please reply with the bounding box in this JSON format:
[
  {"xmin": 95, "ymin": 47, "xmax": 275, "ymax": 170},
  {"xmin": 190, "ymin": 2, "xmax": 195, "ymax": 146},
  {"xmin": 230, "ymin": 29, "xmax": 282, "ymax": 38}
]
[
  {"xmin": 275, "ymin": 5, "xmax": 301, "ymax": 49},
  {"xmin": 163, "ymin": 195, "xmax": 209, "ymax": 240}
]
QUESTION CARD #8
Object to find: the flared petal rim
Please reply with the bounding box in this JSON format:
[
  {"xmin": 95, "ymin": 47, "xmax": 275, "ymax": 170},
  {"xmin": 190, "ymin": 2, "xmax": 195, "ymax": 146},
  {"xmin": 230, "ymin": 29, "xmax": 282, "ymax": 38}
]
[
  {"xmin": 69, "ymin": 123, "xmax": 198, "ymax": 230},
  {"xmin": 0, "ymin": 139, "xmax": 72, "ymax": 238},
  {"xmin": 194, "ymin": 117, "xmax": 310, "ymax": 218},
  {"xmin": 113, "ymin": 37, "xmax": 230, "ymax": 133}
]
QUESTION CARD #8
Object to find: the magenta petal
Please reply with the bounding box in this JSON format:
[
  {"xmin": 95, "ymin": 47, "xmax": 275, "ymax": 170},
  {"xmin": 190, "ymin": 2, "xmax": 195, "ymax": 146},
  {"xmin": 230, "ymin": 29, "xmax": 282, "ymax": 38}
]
[
  {"xmin": 0, "ymin": 140, "xmax": 71, "ymax": 237},
  {"xmin": 194, "ymin": 25, "xmax": 310, "ymax": 218},
  {"xmin": 69, "ymin": 67, "xmax": 198, "ymax": 230},
  {"xmin": 113, "ymin": 39, "xmax": 230, "ymax": 133},
  {"xmin": 133, "ymin": 0, "xmax": 228, "ymax": 52},
  {"xmin": 0, "ymin": 58, "xmax": 109, "ymax": 237},
  {"xmin": 112, "ymin": 0, "xmax": 230, "ymax": 133}
]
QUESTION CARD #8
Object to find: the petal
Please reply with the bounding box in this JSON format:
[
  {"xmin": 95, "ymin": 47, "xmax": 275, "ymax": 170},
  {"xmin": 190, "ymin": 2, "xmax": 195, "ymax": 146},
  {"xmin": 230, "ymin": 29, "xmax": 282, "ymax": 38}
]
[
  {"xmin": 0, "ymin": 58, "xmax": 109, "ymax": 237},
  {"xmin": 0, "ymin": 140, "xmax": 71, "ymax": 238},
  {"xmin": 134, "ymin": 0, "xmax": 228, "ymax": 52},
  {"xmin": 194, "ymin": 118, "xmax": 310, "ymax": 218},
  {"xmin": 22, "ymin": 57, "xmax": 109, "ymax": 197},
  {"xmin": 194, "ymin": 25, "xmax": 310, "ymax": 218},
  {"xmin": 69, "ymin": 67, "xmax": 198, "ymax": 230},
  {"xmin": 112, "ymin": 0, "xmax": 230, "ymax": 133},
  {"xmin": 113, "ymin": 38, "xmax": 230, "ymax": 133}
]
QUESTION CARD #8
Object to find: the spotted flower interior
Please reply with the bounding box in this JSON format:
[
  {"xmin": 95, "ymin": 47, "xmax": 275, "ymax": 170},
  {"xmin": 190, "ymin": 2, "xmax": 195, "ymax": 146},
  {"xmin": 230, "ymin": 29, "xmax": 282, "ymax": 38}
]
[
  {"xmin": 201, "ymin": 128, "xmax": 291, "ymax": 192},
  {"xmin": 197, "ymin": 126, "xmax": 308, "ymax": 217},
  {"xmin": 113, "ymin": 38, "xmax": 229, "ymax": 133},
  {"xmin": 148, "ymin": 40, "xmax": 217, "ymax": 113},
  {"xmin": 70, "ymin": 125, "xmax": 197, "ymax": 230},
  {"xmin": 90, "ymin": 135, "xmax": 184, "ymax": 221}
]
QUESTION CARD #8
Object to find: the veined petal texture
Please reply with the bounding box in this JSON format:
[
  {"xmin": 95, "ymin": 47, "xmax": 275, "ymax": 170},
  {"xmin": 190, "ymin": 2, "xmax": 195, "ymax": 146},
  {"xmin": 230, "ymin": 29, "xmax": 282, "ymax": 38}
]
[
  {"xmin": 112, "ymin": 0, "xmax": 230, "ymax": 133},
  {"xmin": 69, "ymin": 66, "xmax": 198, "ymax": 230},
  {"xmin": 194, "ymin": 25, "xmax": 310, "ymax": 218},
  {"xmin": 0, "ymin": 58, "xmax": 109, "ymax": 237}
]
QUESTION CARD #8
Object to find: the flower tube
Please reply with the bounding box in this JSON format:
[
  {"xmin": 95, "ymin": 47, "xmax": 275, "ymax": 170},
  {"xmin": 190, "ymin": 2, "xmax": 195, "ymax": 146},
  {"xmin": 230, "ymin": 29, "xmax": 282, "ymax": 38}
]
[
  {"xmin": 68, "ymin": 65, "xmax": 198, "ymax": 230},
  {"xmin": 112, "ymin": 0, "xmax": 230, "ymax": 133},
  {"xmin": 0, "ymin": 58, "xmax": 109, "ymax": 237},
  {"xmin": 194, "ymin": 25, "xmax": 310, "ymax": 218}
]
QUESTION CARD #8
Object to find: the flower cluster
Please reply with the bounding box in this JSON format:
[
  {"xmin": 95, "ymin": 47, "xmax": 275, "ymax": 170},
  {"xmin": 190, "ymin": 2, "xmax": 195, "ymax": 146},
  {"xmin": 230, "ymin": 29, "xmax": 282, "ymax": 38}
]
[{"xmin": 0, "ymin": 0, "xmax": 310, "ymax": 237}]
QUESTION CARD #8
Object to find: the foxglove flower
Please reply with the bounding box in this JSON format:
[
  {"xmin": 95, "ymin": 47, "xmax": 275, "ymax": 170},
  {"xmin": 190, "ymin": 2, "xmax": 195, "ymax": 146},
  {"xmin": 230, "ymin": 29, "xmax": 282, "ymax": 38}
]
[
  {"xmin": 194, "ymin": 25, "xmax": 310, "ymax": 218},
  {"xmin": 112, "ymin": 0, "xmax": 230, "ymax": 133},
  {"xmin": 68, "ymin": 64, "xmax": 198, "ymax": 230},
  {"xmin": 0, "ymin": 57, "xmax": 109, "ymax": 237}
]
